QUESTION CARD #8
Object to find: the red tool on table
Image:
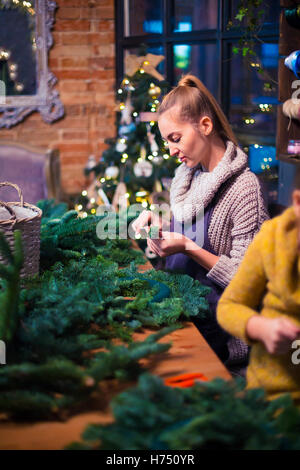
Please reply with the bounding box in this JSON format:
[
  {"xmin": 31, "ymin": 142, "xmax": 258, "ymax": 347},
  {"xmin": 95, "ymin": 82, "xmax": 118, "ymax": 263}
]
[{"xmin": 164, "ymin": 372, "xmax": 208, "ymax": 388}]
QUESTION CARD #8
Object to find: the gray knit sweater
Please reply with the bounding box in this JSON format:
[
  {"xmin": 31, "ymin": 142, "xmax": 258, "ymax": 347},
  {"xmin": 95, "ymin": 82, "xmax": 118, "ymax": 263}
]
[{"xmin": 170, "ymin": 140, "xmax": 270, "ymax": 289}]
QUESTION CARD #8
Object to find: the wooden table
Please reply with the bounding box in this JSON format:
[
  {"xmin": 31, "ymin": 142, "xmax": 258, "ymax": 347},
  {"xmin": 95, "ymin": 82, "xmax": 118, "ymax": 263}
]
[
  {"xmin": 0, "ymin": 325, "xmax": 230, "ymax": 450},
  {"xmin": 0, "ymin": 247, "xmax": 231, "ymax": 450}
]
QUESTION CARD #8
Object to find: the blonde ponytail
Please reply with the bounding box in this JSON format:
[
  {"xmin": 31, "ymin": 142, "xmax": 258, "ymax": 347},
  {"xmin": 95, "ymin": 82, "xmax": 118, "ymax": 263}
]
[{"xmin": 158, "ymin": 74, "xmax": 238, "ymax": 146}]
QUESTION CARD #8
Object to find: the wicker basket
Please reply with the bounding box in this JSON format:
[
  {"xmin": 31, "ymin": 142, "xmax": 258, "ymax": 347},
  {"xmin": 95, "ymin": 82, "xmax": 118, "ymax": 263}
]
[{"xmin": 0, "ymin": 182, "xmax": 42, "ymax": 278}]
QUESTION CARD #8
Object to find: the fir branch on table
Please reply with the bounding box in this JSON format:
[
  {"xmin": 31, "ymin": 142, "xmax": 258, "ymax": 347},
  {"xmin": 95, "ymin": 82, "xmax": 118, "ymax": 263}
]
[
  {"xmin": 118, "ymin": 263, "xmax": 211, "ymax": 321},
  {"xmin": 39, "ymin": 206, "xmax": 145, "ymax": 270},
  {"xmin": 0, "ymin": 330, "xmax": 176, "ymax": 421},
  {"xmin": 68, "ymin": 373, "xmax": 300, "ymax": 451},
  {"xmin": 0, "ymin": 200, "xmax": 213, "ymax": 422}
]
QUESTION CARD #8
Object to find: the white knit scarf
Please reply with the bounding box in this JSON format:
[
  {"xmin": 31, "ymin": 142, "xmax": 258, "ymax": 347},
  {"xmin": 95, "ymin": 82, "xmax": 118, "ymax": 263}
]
[{"xmin": 169, "ymin": 140, "xmax": 249, "ymax": 223}]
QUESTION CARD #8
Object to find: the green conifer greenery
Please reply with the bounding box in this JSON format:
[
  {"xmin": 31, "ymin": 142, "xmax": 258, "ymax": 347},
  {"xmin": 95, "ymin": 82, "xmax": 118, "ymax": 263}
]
[
  {"xmin": 0, "ymin": 200, "xmax": 211, "ymax": 420},
  {"xmin": 0, "ymin": 230, "xmax": 23, "ymax": 343},
  {"xmin": 68, "ymin": 373, "xmax": 300, "ymax": 451}
]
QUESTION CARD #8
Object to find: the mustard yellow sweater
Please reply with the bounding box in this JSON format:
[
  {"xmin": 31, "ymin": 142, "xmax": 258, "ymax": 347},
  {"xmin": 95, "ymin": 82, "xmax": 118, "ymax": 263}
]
[{"xmin": 217, "ymin": 207, "xmax": 300, "ymax": 403}]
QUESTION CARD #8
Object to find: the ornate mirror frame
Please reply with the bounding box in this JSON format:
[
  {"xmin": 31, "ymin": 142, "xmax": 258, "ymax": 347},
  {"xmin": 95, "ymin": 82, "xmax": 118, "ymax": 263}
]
[{"xmin": 0, "ymin": 0, "xmax": 64, "ymax": 128}]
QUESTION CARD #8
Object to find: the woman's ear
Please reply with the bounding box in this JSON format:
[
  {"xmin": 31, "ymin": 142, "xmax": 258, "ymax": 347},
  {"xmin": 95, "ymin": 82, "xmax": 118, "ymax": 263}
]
[
  {"xmin": 292, "ymin": 189, "xmax": 300, "ymax": 219},
  {"xmin": 198, "ymin": 116, "xmax": 213, "ymax": 136}
]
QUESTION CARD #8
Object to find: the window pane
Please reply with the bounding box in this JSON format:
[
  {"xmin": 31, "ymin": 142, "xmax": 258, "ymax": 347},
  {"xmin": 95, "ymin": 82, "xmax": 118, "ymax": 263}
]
[
  {"xmin": 230, "ymin": 0, "xmax": 280, "ymax": 26},
  {"xmin": 229, "ymin": 42, "xmax": 279, "ymax": 144},
  {"xmin": 0, "ymin": 2, "xmax": 37, "ymax": 95},
  {"xmin": 124, "ymin": 46, "xmax": 165, "ymax": 77},
  {"xmin": 229, "ymin": 42, "xmax": 279, "ymax": 202},
  {"xmin": 173, "ymin": 43, "xmax": 218, "ymax": 97},
  {"xmin": 124, "ymin": 0, "xmax": 163, "ymax": 37},
  {"xmin": 173, "ymin": 0, "xmax": 218, "ymax": 31}
]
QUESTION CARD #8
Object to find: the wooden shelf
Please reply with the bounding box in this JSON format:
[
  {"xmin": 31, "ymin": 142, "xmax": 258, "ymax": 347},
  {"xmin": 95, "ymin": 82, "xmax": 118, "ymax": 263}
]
[{"xmin": 278, "ymin": 153, "xmax": 300, "ymax": 165}]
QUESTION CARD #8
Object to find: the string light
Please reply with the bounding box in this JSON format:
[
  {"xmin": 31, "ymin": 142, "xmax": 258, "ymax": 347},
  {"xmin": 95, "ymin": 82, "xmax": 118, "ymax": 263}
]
[
  {"xmin": 0, "ymin": 49, "xmax": 10, "ymax": 60},
  {"xmin": 119, "ymin": 103, "xmax": 125, "ymax": 110},
  {"xmin": 163, "ymin": 154, "xmax": 169, "ymax": 159},
  {"xmin": 90, "ymin": 198, "xmax": 95, "ymax": 204},
  {"xmin": 91, "ymin": 208, "xmax": 96, "ymax": 214},
  {"xmin": 133, "ymin": 112, "xmax": 138, "ymax": 117},
  {"xmin": 100, "ymin": 178, "xmax": 105, "ymax": 183},
  {"xmin": 122, "ymin": 153, "xmax": 128, "ymax": 159},
  {"xmin": 259, "ymin": 103, "xmax": 272, "ymax": 112},
  {"xmin": 140, "ymin": 68, "xmax": 145, "ymax": 74},
  {"xmin": 82, "ymin": 190, "xmax": 87, "ymax": 196},
  {"xmin": 153, "ymin": 151, "xmax": 158, "ymax": 156},
  {"xmin": 15, "ymin": 83, "xmax": 24, "ymax": 92},
  {"xmin": 150, "ymin": 121, "xmax": 155, "ymax": 126},
  {"xmin": 117, "ymin": 89, "xmax": 123, "ymax": 94},
  {"xmin": 148, "ymin": 155, "xmax": 154, "ymax": 160}
]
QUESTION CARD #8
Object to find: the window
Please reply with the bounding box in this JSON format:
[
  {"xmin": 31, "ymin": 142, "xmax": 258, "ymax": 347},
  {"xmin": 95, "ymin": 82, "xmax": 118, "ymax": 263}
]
[{"xmin": 116, "ymin": 0, "xmax": 280, "ymax": 201}]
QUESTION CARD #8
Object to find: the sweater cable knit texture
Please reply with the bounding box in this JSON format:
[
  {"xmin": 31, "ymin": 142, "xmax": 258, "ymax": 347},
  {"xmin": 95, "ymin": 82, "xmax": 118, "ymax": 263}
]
[{"xmin": 170, "ymin": 140, "xmax": 270, "ymax": 288}]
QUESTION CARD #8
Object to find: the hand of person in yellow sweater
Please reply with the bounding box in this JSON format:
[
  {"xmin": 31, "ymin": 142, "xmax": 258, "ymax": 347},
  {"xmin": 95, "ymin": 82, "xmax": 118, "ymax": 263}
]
[{"xmin": 246, "ymin": 315, "xmax": 300, "ymax": 355}]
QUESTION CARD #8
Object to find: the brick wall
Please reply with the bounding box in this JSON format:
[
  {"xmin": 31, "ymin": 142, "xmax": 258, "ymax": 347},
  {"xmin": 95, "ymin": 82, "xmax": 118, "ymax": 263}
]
[{"xmin": 0, "ymin": 0, "xmax": 116, "ymax": 195}]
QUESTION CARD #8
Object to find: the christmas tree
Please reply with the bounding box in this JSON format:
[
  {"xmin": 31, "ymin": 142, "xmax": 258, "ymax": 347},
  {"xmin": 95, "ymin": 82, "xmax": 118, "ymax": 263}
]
[{"xmin": 76, "ymin": 52, "xmax": 179, "ymax": 218}]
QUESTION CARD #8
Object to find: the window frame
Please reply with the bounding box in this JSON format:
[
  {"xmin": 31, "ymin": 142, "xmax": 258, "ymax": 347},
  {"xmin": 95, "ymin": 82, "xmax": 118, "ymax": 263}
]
[{"xmin": 115, "ymin": 0, "xmax": 279, "ymax": 117}]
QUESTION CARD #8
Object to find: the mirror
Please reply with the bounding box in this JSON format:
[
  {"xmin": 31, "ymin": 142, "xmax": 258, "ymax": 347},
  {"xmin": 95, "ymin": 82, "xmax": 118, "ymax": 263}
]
[{"xmin": 0, "ymin": 0, "xmax": 64, "ymax": 128}]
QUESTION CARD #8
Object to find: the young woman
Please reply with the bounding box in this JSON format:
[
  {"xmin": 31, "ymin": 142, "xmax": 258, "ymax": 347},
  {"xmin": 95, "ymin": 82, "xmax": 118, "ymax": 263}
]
[
  {"xmin": 132, "ymin": 74, "xmax": 269, "ymax": 374},
  {"xmin": 217, "ymin": 169, "xmax": 300, "ymax": 403}
]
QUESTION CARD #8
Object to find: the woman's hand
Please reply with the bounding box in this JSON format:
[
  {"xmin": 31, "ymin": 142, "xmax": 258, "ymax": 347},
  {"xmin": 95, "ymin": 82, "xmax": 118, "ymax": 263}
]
[
  {"xmin": 246, "ymin": 316, "xmax": 300, "ymax": 355},
  {"xmin": 131, "ymin": 210, "xmax": 168, "ymax": 236},
  {"xmin": 147, "ymin": 231, "xmax": 188, "ymax": 257}
]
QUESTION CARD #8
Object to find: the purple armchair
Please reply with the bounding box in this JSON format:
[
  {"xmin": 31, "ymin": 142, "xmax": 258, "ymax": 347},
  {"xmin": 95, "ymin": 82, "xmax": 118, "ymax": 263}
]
[{"xmin": 0, "ymin": 141, "xmax": 61, "ymax": 204}]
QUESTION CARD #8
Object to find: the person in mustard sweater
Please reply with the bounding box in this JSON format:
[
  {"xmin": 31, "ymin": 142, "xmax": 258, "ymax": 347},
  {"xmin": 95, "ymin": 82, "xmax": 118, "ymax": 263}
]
[{"xmin": 217, "ymin": 170, "xmax": 300, "ymax": 404}]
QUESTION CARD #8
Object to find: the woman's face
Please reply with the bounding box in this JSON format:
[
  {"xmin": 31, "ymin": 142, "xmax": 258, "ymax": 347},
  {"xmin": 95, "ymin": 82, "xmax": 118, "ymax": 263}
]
[{"xmin": 158, "ymin": 106, "xmax": 210, "ymax": 169}]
